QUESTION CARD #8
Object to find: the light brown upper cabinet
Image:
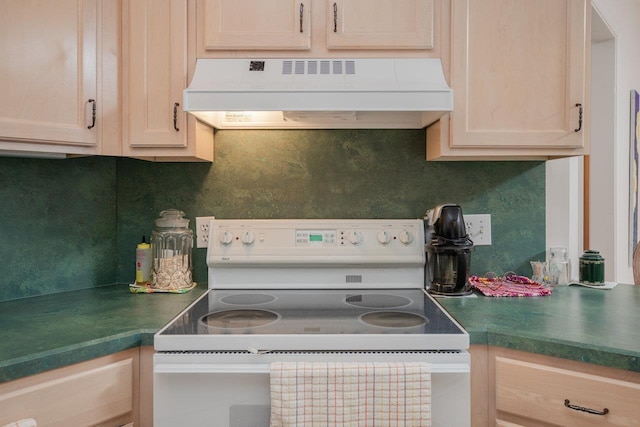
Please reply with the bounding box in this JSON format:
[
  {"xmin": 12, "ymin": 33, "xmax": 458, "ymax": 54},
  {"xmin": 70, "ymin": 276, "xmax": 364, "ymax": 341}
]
[
  {"xmin": 0, "ymin": 0, "xmax": 119, "ymax": 158},
  {"xmin": 196, "ymin": 0, "xmax": 442, "ymax": 57},
  {"xmin": 198, "ymin": 0, "xmax": 311, "ymax": 51},
  {"xmin": 123, "ymin": 0, "xmax": 213, "ymax": 161},
  {"xmin": 328, "ymin": 0, "xmax": 434, "ymax": 50},
  {"xmin": 427, "ymin": 0, "xmax": 590, "ymax": 160}
]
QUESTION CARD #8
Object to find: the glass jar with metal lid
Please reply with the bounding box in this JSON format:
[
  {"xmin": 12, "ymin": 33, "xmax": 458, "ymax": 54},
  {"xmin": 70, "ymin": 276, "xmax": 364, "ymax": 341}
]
[{"xmin": 151, "ymin": 209, "xmax": 193, "ymax": 290}]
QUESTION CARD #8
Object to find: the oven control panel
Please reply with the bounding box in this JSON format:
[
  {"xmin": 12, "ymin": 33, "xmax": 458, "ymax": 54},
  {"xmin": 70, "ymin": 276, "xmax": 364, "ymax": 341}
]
[
  {"xmin": 206, "ymin": 219, "xmax": 425, "ymax": 289},
  {"xmin": 207, "ymin": 219, "xmax": 424, "ymax": 261}
]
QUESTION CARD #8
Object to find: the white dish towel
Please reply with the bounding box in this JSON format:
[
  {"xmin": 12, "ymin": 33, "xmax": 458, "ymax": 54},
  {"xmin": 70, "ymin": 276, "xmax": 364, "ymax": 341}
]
[
  {"xmin": 2, "ymin": 419, "xmax": 37, "ymax": 427},
  {"xmin": 270, "ymin": 362, "xmax": 431, "ymax": 427}
]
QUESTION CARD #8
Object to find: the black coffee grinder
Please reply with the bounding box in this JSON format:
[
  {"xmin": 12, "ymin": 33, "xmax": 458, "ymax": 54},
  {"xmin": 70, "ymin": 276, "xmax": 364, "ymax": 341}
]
[{"xmin": 424, "ymin": 204, "xmax": 474, "ymax": 295}]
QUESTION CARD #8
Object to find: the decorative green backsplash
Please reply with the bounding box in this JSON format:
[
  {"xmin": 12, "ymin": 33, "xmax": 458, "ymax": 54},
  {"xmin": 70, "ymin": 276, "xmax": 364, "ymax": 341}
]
[
  {"xmin": 0, "ymin": 129, "xmax": 546, "ymax": 301},
  {"xmin": 115, "ymin": 130, "xmax": 546, "ymax": 285},
  {"xmin": 0, "ymin": 156, "xmax": 117, "ymax": 301}
]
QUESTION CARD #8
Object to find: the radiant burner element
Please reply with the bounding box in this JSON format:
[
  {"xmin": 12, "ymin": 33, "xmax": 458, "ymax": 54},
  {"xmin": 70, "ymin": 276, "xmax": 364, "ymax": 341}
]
[
  {"xmin": 345, "ymin": 294, "xmax": 412, "ymax": 309},
  {"xmin": 360, "ymin": 311, "xmax": 427, "ymax": 328},
  {"xmin": 220, "ymin": 293, "xmax": 276, "ymax": 305},
  {"xmin": 201, "ymin": 309, "xmax": 279, "ymax": 329}
]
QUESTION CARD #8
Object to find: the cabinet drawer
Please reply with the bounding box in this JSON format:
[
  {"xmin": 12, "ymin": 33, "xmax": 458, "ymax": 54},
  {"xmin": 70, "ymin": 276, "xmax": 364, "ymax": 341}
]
[
  {"xmin": 496, "ymin": 357, "xmax": 640, "ymax": 426},
  {"xmin": 0, "ymin": 353, "xmax": 135, "ymax": 427}
]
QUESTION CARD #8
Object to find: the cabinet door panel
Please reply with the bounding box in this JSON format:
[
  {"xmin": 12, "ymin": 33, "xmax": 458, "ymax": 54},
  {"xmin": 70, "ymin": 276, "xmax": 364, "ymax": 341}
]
[
  {"xmin": 0, "ymin": 0, "xmax": 98, "ymax": 146},
  {"xmin": 200, "ymin": 0, "xmax": 311, "ymax": 50},
  {"xmin": 123, "ymin": 0, "xmax": 187, "ymax": 149},
  {"xmin": 450, "ymin": 0, "xmax": 587, "ymax": 149},
  {"xmin": 328, "ymin": 0, "xmax": 434, "ymax": 49}
]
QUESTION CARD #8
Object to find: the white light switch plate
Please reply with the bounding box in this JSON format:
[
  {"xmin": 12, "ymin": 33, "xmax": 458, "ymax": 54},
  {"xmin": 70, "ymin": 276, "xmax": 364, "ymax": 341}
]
[{"xmin": 465, "ymin": 214, "xmax": 491, "ymax": 245}]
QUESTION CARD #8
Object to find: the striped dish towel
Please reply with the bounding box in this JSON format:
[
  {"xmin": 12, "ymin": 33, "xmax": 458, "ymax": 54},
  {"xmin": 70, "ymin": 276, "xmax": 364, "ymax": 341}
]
[{"xmin": 270, "ymin": 362, "xmax": 431, "ymax": 427}]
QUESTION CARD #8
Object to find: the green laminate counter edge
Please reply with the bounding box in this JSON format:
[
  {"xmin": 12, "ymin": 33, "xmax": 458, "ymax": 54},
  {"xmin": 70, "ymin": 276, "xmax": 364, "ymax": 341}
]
[
  {"xmin": 2, "ymin": 283, "xmax": 640, "ymax": 383},
  {"xmin": 0, "ymin": 284, "xmax": 206, "ymax": 383},
  {"xmin": 436, "ymin": 283, "xmax": 640, "ymax": 372}
]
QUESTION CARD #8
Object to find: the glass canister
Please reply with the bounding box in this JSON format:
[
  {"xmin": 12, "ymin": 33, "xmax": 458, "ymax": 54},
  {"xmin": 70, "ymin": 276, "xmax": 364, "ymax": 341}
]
[
  {"xmin": 548, "ymin": 247, "xmax": 571, "ymax": 287},
  {"xmin": 151, "ymin": 209, "xmax": 193, "ymax": 290},
  {"xmin": 579, "ymin": 250, "xmax": 605, "ymax": 284},
  {"xmin": 530, "ymin": 261, "xmax": 547, "ymax": 285}
]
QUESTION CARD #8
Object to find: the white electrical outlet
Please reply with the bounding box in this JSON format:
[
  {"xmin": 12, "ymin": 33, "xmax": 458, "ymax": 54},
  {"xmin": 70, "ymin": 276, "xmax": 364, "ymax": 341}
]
[
  {"xmin": 195, "ymin": 216, "xmax": 215, "ymax": 248},
  {"xmin": 465, "ymin": 214, "xmax": 492, "ymax": 246}
]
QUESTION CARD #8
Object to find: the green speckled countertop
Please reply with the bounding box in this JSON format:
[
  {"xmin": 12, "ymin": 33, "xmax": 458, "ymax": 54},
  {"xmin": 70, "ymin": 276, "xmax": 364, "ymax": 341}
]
[
  {"xmin": 437, "ymin": 283, "xmax": 640, "ymax": 371},
  {"xmin": 2, "ymin": 283, "xmax": 640, "ymax": 383},
  {"xmin": 0, "ymin": 285, "xmax": 206, "ymax": 383}
]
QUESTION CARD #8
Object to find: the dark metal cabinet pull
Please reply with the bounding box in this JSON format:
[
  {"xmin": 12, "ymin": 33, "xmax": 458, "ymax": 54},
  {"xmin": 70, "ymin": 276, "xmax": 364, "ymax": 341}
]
[
  {"xmin": 574, "ymin": 103, "xmax": 583, "ymax": 132},
  {"xmin": 87, "ymin": 99, "xmax": 96, "ymax": 129},
  {"xmin": 564, "ymin": 399, "xmax": 609, "ymax": 416},
  {"xmin": 299, "ymin": 3, "xmax": 304, "ymax": 33},
  {"xmin": 333, "ymin": 3, "xmax": 338, "ymax": 32},
  {"xmin": 173, "ymin": 103, "xmax": 180, "ymax": 132}
]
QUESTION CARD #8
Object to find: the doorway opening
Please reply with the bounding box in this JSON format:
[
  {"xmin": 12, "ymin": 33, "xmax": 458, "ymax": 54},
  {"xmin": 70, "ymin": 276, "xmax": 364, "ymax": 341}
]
[{"xmin": 587, "ymin": 5, "xmax": 616, "ymax": 278}]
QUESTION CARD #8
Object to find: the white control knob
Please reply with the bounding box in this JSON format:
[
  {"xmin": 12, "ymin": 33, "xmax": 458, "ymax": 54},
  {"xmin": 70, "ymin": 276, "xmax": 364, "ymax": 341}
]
[
  {"xmin": 347, "ymin": 231, "xmax": 363, "ymax": 245},
  {"xmin": 398, "ymin": 230, "xmax": 413, "ymax": 244},
  {"xmin": 377, "ymin": 230, "xmax": 391, "ymax": 244},
  {"xmin": 241, "ymin": 231, "xmax": 255, "ymax": 245},
  {"xmin": 219, "ymin": 230, "xmax": 233, "ymax": 245}
]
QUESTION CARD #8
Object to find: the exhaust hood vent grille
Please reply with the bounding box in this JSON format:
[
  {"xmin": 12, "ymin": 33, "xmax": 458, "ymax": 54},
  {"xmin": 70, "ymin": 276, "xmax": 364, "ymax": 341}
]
[
  {"xmin": 184, "ymin": 58, "xmax": 454, "ymax": 129},
  {"xmin": 346, "ymin": 60, "xmax": 355, "ymax": 74},
  {"xmin": 282, "ymin": 60, "xmax": 356, "ymax": 76}
]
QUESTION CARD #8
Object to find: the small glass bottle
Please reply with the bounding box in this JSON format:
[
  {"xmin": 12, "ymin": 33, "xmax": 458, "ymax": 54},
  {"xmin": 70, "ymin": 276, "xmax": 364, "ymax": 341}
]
[
  {"xmin": 549, "ymin": 247, "xmax": 570, "ymax": 287},
  {"xmin": 151, "ymin": 209, "xmax": 193, "ymax": 290}
]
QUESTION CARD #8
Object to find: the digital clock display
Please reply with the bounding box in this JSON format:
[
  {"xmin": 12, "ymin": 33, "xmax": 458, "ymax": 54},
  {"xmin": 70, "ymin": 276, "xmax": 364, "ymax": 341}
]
[{"xmin": 296, "ymin": 229, "xmax": 336, "ymax": 245}]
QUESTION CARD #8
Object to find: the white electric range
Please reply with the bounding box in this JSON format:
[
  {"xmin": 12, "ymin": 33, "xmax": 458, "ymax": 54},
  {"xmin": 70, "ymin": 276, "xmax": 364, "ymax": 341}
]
[{"xmin": 154, "ymin": 219, "xmax": 470, "ymax": 427}]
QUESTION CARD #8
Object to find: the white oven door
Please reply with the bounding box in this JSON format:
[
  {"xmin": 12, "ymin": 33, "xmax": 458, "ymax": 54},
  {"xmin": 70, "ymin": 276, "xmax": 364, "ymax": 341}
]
[{"xmin": 154, "ymin": 351, "xmax": 470, "ymax": 427}]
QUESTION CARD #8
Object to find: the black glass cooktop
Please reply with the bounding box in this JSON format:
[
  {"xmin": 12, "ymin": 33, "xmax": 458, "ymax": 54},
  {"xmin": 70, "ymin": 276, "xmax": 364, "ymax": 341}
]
[{"xmin": 160, "ymin": 288, "xmax": 465, "ymax": 336}]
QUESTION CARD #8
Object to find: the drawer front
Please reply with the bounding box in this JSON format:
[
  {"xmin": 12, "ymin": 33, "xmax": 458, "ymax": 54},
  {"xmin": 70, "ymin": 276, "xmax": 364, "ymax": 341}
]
[
  {"xmin": 495, "ymin": 357, "xmax": 640, "ymax": 426},
  {"xmin": 0, "ymin": 356, "xmax": 134, "ymax": 426}
]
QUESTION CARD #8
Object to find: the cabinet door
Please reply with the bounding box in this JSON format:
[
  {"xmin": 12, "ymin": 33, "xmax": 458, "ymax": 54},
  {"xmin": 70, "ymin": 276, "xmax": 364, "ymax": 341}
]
[
  {"xmin": 327, "ymin": 0, "xmax": 434, "ymax": 49},
  {"xmin": 123, "ymin": 0, "xmax": 214, "ymax": 162},
  {"xmin": 199, "ymin": 0, "xmax": 311, "ymax": 50},
  {"xmin": 0, "ymin": 350, "xmax": 137, "ymax": 427},
  {"xmin": 0, "ymin": 0, "xmax": 98, "ymax": 148},
  {"xmin": 449, "ymin": 0, "xmax": 588, "ymax": 150},
  {"xmin": 123, "ymin": 0, "xmax": 188, "ymax": 150}
]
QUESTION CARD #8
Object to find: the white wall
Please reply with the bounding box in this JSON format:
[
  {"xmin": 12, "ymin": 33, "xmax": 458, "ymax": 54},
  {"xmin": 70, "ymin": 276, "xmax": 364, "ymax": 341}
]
[
  {"xmin": 590, "ymin": 36, "xmax": 616, "ymax": 279},
  {"xmin": 546, "ymin": 156, "xmax": 583, "ymax": 281},
  {"xmin": 547, "ymin": 1, "xmax": 640, "ymax": 284}
]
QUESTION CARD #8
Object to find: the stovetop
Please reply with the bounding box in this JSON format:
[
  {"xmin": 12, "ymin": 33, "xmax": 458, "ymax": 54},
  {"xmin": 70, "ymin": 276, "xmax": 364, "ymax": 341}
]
[{"xmin": 155, "ymin": 288, "xmax": 468, "ymax": 352}]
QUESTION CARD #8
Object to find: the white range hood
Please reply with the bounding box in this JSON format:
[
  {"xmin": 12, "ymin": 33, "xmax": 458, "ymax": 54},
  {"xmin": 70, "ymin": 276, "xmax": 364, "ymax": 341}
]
[{"xmin": 183, "ymin": 58, "xmax": 452, "ymax": 129}]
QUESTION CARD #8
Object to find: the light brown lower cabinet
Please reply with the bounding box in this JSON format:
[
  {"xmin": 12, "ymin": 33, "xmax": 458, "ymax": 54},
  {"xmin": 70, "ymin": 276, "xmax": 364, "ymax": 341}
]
[
  {"xmin": 8, "ymin": 344, "xmax": 639, "ymax": 426},
  {"xmin": 0, "ymin": 348, "xmax": 152, "ymax": 427},
  {"xmin": 471, "ymin": 345, "xmax": 640, "ymax": 427}
]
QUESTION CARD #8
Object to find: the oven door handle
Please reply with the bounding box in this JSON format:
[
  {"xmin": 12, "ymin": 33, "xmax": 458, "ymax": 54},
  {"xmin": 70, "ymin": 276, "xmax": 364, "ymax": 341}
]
[
  {"xmin": 155, "ymin": 363, "xmax": 271, "ymax": 374},
  {"xmin": 154, "ymin": 362, "xmax": 470, "ymax": 375}
]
